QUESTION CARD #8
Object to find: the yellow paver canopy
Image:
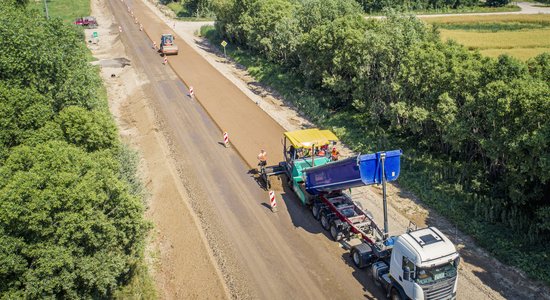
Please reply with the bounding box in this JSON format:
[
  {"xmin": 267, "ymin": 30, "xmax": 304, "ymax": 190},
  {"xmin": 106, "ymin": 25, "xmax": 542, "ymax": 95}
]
[{"xmin": 284, "ymin": 129, "xmax": 339, "ymax": 149}]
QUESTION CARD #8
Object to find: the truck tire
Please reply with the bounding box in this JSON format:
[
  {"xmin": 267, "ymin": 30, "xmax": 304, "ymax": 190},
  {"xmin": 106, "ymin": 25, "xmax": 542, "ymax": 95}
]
[
  {"xmin": 330, "ymin": 222, "xmax": 343, "ymax": 241},
  {"xmin": 312, "ymin": 203, "xmax": 321, "ymax": 220},
  {"xmin": 350, "ymin": 243, "xmax": 372, "ymax": 269},
  {"xmin": 320, "ymin": 211, "xmax": 330, "ymax": 230},
  {"xmin": 390, "ymin": 288, "xmax": 403, "ymax": 300}
]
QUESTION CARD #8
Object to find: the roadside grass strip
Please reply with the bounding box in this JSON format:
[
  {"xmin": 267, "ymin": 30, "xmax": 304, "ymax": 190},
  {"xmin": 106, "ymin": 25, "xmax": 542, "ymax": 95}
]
[
  {"xmin": 30, "ymin": 0, "xmax": 90, "ymax": 22},
  {"xmin": 423, "ymin": 14, "xmax": 550, "ymax": 24}
]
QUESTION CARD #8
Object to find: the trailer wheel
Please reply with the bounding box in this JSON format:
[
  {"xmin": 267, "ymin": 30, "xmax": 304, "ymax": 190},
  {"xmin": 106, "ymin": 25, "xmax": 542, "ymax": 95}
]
[
  {"xmin": 329, "ymin": 222, "xmax": 343, "ymax": 241},
  {"xmin": 312, "ymin": 204, "xmax": 321, "ymax": 220},
  {"xmin": 320, "ymin": 212, "xmax": 330, "ymax": 230}
]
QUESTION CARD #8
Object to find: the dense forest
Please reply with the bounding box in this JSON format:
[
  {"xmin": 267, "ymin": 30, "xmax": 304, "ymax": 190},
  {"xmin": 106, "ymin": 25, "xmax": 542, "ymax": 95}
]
[
  {"xmin": 209, "ymin": 0, "xmax": 550, "ymax": 283},
  {"xmin": 0, "ymin": 1, "xmax": 148, "ymax": 297}
]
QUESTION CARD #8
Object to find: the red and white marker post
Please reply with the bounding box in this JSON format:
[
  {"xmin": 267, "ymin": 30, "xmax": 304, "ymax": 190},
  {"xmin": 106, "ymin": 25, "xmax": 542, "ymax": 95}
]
[
  {"xmin": 189, "ymin": 86, "xmax": 194, "ymax": 98},
  {"xmin": 223, "ymin": 131, "xmax": 229, "ymax": 148},
  {"xmin": 163, "ymin": 56, "xmax": 167, "ymax": 65},
  {"xmin": 269, "ymin": 190, "xmax": 277, "ymax": 212},
  {"xmin": 152, "ymin": 41, "xmax": 156, "ymax": 49}
]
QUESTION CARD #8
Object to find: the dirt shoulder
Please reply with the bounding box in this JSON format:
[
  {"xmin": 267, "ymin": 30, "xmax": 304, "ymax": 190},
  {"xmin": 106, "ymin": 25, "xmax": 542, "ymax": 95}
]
[{"xmin": 88, "ymin": 0, "xmax": 228, "ymax": 298}]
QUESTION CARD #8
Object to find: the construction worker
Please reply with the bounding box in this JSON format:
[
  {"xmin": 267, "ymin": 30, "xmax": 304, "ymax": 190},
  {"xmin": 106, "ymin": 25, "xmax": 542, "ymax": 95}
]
[
  {"xmin": 257, "ymin": 149, "xmax": 267, "ymax": 167},
  {"xmin": 318, "ymin": 148, "xmax": 326, "ymax": 157},
  {"xmin": 331, "ymin": 147, "xmax": 340, "ymax": 161}
]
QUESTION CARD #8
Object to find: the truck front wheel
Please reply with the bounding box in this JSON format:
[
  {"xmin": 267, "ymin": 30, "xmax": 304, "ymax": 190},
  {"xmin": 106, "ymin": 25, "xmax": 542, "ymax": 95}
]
[
  {"xmin": 350, "ymin": 243, "xmax": 372, "ymax": 269},
  {"xmin": 351, "ymin": 248, "xmax": 362, "ymax": 268},
  {"xmin": 390, "ymin": 288, "xmax": 403, "ymax": 300}
]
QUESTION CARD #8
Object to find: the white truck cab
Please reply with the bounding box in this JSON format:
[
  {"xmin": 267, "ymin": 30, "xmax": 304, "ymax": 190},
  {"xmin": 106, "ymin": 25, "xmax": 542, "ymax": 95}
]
[
  {"xmin": 388, "ymin": 227, "xmax": 459, "ymax": 300},
  {"xmin": 364, "ymin": 227, "xmax": 459, "ymax": 300}
]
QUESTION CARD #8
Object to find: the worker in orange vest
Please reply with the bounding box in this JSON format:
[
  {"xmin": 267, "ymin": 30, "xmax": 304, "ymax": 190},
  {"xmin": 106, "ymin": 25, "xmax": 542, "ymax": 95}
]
[
  {"xmin": 257, "ymin": 149, "xmax": 267, "ymax": 167},
  {"xmin": 318, "ymin": 148, "xmax": 326, "ymax": 156},
  {"xmin": 331, "ymin": 147, "xmax": 340, "ymax": 161}
]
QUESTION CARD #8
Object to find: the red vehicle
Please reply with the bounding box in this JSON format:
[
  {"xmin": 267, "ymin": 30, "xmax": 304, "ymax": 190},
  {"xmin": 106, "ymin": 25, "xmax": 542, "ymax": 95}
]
[{"xmin": 74, "ymin": 16, "xmax": 98, "ymax": 29}]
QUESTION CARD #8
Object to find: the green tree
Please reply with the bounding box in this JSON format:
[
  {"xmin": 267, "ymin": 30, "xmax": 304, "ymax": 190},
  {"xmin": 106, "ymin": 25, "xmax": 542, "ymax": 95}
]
[
  {"xmin": 296, "ymin": 0, "xmax": 362, "ymax": 32},
  {"xmin": 56, "ymin": 106, "xmax": 120, "ymax": 152},
  {"xmin": 486, "ymin": 0, "xmax": 510, "ymax": 7},
  {"xmin": 238, "ymin": 0, "xmax": 296, "ymax": 56},
  {"xmin": 0, "ymin": 141, "xmax": 148, "ymax": 298},
  {"xmin": 0, "ymin": 85, "xmax": 53, "ymax": 160},
  {"xmin": 298, "ymin": 15, "xmax": 370, "ymax": 108},
  {"xmin": 0, "ymin": 3, "xmax": 103, "ymax": 112},
  {"xmin": 527, "ymin": 53, "xmax": 550, "ymax": 84}
]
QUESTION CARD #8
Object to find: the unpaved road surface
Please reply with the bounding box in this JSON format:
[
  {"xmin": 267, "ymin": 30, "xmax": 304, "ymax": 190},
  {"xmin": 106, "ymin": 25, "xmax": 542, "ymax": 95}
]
[
  {"xmin": 88, "ymin": 1, "xmax": 228, "ymax": 298},
  {"xmin": 98, "ymin": 0, "xmax": 550, "ymax": 299},
  {"xmin": 108, "ymin": 0, "xmax": 382, "ymax": 298}
]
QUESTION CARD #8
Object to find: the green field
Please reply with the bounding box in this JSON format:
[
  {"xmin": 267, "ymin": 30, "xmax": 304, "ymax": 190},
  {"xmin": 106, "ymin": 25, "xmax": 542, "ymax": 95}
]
[
  {"xmin": 31, "ymin": 0, "xmax": 90, "ymax": 22},
  {"xmin": 424, "ymin": 14, "xmax": 550, "ymax": 60}
]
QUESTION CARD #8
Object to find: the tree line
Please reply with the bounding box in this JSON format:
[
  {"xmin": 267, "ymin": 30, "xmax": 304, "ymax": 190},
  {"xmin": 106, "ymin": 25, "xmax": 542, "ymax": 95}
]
[
  {"xmin": 0, "ymin": 1, "xmax": 148, "ymax": 297},
  {"xmin": 356, "ymin": 0, "xmax": 511, "ymax": 12},
  {"xmin": 213, "ymin": 0, "xmax": 550, "ymax": 253},
  {"xmin": 161, "ymin": 0, "xmax": 512, "ymax": 18}
]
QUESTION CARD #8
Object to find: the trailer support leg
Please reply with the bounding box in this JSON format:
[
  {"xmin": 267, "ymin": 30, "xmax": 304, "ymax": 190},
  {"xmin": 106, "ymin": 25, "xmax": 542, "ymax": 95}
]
[{"xmin": 381, "ymin": 152, "xmax": 389, "ymax": 240}]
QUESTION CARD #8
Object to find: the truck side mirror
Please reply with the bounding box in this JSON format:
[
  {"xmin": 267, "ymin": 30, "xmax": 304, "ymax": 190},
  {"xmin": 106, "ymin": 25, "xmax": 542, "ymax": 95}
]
[{"xmin": 403, "ymin": 266, "xmax": 410, "ymax": 281}]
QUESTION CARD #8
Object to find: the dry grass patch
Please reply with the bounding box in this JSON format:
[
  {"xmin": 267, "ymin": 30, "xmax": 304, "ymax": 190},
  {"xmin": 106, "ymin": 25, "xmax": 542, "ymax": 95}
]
[
  {"xmin": 425, "ymin": 14, "xmax": 550, "ymax": 60},
  {"xmin": 439, "ymin": 28, "xmax": 550, "ymax": 49},
  {"xmin": 422, "ymin": 14, "xmax": 550, "ymax": 24},
  {"xmin": 479, "ymin": 47, "xmax": 550, "ymax": 60}
]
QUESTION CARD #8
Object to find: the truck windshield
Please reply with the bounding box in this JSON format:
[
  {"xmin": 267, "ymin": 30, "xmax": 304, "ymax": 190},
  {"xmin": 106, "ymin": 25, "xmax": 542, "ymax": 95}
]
[{"xmin": 415, "ymin": 262, "xmax": 457, "ymax": 285}]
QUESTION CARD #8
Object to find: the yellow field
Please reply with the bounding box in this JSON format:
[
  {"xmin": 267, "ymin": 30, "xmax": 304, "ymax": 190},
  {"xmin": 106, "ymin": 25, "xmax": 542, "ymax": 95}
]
[
  {"xmin": 423, "ymin": 14, "xmax": 550, "ymax": 60},
  {"xmin": 422, "ymin": 14, "xmax": 550, "ymax": 24}
]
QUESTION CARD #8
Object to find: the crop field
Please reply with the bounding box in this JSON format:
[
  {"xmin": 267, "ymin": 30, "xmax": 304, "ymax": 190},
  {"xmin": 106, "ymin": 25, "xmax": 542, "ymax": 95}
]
[{"xmin": 423, "ymin": 14, "xmax": 550, "ymax": 60}]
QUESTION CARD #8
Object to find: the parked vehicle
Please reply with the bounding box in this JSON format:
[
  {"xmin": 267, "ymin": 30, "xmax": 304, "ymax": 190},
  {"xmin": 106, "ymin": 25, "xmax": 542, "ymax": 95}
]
[{"xmin": 74, "ymin": 16, "xmax": 98, "ymax": 28}]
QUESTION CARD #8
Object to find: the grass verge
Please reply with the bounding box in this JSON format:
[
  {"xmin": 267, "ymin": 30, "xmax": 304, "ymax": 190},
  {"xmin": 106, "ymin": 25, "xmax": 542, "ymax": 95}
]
[
  {"xmin": 30, "ymin": 0, "xmax": 91, "ymax": 22},
  {"xmin": 113, "ymin": 261, "xmax": 157, "ymax": 300},
  {"xmin": 165, "ymin": 0, "xmax": 214, "ymax": 20},
  {"xmin": 200, "ymin": 24, "xmax": 550, "ymax": 286}
]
